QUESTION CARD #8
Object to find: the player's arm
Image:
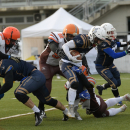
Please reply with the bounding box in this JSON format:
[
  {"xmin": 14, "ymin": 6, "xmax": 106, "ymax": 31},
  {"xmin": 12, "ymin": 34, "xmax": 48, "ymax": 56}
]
[
  {"xmin": 49, "ymin": 39, "xmax": 65, "ymax": 58},
  {"xmin": 0, "ymin": 69, "xmax": 13, "ymax": 94},
  {"xmin": 103, "ymin": 47, "xmax": 127, "ymax": 59},
  {"xmin": 49, "ymin": 39, "xmax": 58, "ymax": 53},
  {"xmin": 114, "ymin": 39, "xmax": 128, "ymax": 47},
  {"xmin": 0, "ymin": 51, "xmax": 20, "ymax": 63}
]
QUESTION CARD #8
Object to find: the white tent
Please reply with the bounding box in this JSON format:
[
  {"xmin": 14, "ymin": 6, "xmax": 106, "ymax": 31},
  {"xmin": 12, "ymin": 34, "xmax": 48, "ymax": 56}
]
[{"xmin": 21, "ymin": 7, "xmax": 93, "ymax": 38}]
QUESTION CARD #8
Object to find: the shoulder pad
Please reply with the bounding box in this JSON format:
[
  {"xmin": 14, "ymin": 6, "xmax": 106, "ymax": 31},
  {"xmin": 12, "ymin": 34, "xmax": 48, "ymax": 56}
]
[{"xmin": 100, "ymin": 41, "xmax": 109, "ymax": 48}]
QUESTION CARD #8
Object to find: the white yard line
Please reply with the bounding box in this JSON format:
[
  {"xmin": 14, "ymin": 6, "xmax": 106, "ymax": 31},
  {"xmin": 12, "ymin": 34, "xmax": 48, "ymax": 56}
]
[{"xmin": 0, "ymin": 105, "xmax": 68, "ymax": 120}]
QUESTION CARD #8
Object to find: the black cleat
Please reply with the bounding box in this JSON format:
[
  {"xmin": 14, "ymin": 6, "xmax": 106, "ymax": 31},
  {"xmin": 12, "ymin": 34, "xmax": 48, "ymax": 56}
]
[
  {"xmin": 35, "ymin": 112, "xmax": 43, "ymax": 126},
  {"xmin": 40, "ymin": 110, "xmax": 47, "ymax": 119},
  {"xmin": 96, "ymin": 85, "xmax": 104, "ymax": 95},
  {"xmin": 62, "ymin": 113, "xmax": 69, "ymax": 121}
]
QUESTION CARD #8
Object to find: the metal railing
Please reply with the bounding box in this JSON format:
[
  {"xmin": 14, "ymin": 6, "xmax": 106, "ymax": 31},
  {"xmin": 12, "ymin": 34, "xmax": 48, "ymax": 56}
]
[
  {"xmin": 69, "ymin": 0, "xmax": 130, "ymax": 21},
  {"xmin": 0, "ymin": 0, "xmax": 86, "ymax": 7}
]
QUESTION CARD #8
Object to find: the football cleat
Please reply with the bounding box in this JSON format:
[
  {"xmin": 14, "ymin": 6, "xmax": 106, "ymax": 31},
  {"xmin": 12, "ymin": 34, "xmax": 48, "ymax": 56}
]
[
  {"xmin": 62, "ymin": 113, "xmax": 69, "ymax": 121},
  {"xmin": 35, "ymin": 112, "xmax": 43, "ymax": 126},
  {"xmin": 123, "ymin": 93, "xmax": 130, "ymax": 101},
  {"xmin": 74, "ymin": 106, "xmax": 82, "ymax": 120},
  {"xmin": 117, "ymin": 101, "xmax": 123, "ymax": 106},
  {"xmin": 63, "ymin": 107, "xmax": 75, "ymax": 118},
  {"xmin": 120, "ymin": 104, "xmax": 127, "ymax": 112},
  {"xmin": 96, "ymin": 85, "xmax": 104, "ymax": 95},
  {"xmin": 66, "ymin": 104, "xmax": 75, "ymax": 118},
  {"xmin": 40, "ymin": 110, "xmax": 47, "ymax": 119}
]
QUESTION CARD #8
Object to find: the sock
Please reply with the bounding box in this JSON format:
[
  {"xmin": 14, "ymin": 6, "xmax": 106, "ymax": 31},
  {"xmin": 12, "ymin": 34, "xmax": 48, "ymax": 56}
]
[
  {"xmin": 32, "ymin": 105, "xmax": 40, "ymax": 113},
  {"xmin": 63, "ymin": 108, "xmax": 68, "ymax": 113},
  {"xmin": 105, "ymin": 97, "xmax": 124, "ymax": 108},
  {"xmin": 108, "ymin": 108, "xmax": 122, "ymax": 116},
  {"xmin": 111, "ymin": 88, "xmax": 119, "ymax": 97},
  {"xmin": 68, "ymin": 88, "xmax": 77, "ymax": 105},
  {"xmin": 74, "ymin": 99, "xmax": 80, "ymax": 107},
  {"xmin": 103, "ymin": 83, "xmax": 110, "ymax": 89},
  {"xmin": 38, "ymin": 101, "xmax": 45, "ymax": 111}
]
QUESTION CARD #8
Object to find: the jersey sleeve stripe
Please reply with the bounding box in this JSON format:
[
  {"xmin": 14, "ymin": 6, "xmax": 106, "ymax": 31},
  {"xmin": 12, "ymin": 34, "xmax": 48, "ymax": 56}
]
[
  {"xmin": 48, "ymin": 37, "xmax": 58, "ymax": 43},
  {"xmin": 51, "ymin": 32, "xmax": 59, "ymax": 41}
]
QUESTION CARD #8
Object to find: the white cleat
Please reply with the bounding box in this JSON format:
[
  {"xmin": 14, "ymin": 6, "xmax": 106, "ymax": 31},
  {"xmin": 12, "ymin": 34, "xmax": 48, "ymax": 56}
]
[
  {"xmin": 123, "ymin": 94, "xmax": 130, "ymax": 101},
  {"xmin": 120, "ymin": 104, "xmax": 127, "ymax": 112},
  {"xmin": 68, "ymin": 104, "xmax": 75, "ymax": 118},
  {"xmin": 63, "ymin": 109, "xmax": 75, "ymax": 118},
  {"xmin": 74, "ymin": 106, "xmax": 82, "ymax": 120}
]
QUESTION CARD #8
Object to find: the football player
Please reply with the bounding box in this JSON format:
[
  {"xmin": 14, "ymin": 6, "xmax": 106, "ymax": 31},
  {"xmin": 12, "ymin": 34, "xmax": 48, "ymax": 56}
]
[
  {"xmin": 0, "ymin": 59, "xmax": 74, "ymax": 126},
  {"xmin": 63, "ymin": 65, "xmax": 95, "ymax": 120},
  {"xmin": 64, "ymin": 66, "xmax": 130, "ymax": 118},
  {"xmin": 0, "ymin": 26, "xmax": 21, "ymax": 99},
  {"xmin": 0, "ymin": 26, "xmax": 20, "ymax": 62},
  {"xmin": 60, "ymin": 32, "xmax": 95, "ymax": 117},
  {"xmin": 38, "ymin": 24, "xmax": 81, "ymax": 117},
  {"xmin": 90, "ymin": 24, "xmax": 130, "ymax": 106}
]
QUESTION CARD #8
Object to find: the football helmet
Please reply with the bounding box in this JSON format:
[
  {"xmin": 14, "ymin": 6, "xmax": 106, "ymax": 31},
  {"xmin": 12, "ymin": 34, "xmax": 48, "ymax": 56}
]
[
  {"xmin": 63, "ymin": 24, "xmax": 79, "ymax": 37},
  {"xmin": 3, "ymin": 26, "xmax": 20, "ymax": 45},
  {"xmin": 88, "ymin": 26, "xmax": 106, "ymax": 44},
  {"xmin": 101, "ymin": 23, "xmax": 117, "ymax": 40}
]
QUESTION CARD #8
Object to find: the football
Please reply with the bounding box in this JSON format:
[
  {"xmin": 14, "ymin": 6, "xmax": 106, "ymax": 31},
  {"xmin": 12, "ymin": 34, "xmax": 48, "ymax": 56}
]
[{"xmin": 70, "ymin": 50, "xmax": 82, "ymax": 60}]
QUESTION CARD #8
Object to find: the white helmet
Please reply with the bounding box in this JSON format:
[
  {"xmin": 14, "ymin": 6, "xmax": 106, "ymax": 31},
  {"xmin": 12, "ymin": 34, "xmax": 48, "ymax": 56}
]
[
  {"xmin": 101, "ymin": 23, "xmax": 117, "ymax": 40},
  {"xmin": 88, "ymin": 26, "xmax": 106, "ymax": 43}
]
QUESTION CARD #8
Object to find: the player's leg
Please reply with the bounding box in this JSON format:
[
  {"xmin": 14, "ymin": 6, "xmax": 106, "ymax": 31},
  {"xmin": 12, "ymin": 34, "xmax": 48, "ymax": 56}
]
[
  {"xmin": 33, "ymin": 82, "xmax": 74, "ymax": 119},
  {"xmin": 14, "ymin": 70, "xmax": 46, "ymax": 126},
  {"xmin": 106, "ymin": 94, "xmax": 130, "ymax": 116},
  {"xmin": 107, "ymin": 104, "xmax": 127, "ymax": 116},
  {"xmin": 111, "ymin": 64, "xmax": 122, "ymax": 105},
  {"xmin": 38, "ymin": 62, "xmax": 53, "ymax": 118},
  {"xmin": 61, "ymin": 62, "xmax": 79, "ymax": 117}
]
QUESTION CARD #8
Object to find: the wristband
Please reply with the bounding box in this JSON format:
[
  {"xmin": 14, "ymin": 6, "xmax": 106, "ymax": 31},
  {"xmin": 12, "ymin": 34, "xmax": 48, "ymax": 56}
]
[{"xmin": 8, "ymin": 55, "xmax": 11, "ymax": 59}]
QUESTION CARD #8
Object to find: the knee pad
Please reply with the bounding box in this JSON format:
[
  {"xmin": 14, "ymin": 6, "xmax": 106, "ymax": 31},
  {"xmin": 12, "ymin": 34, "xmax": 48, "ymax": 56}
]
[
  {"xmin": 71, "ymin": 82, "xmax": 79, "ymax": 90},
  {"xmin": 15, "ymin": 93, "xmax": 29, "ymax": 104},
  {"xmin": 46, "ymin": 98, "xmax": 58, "ymax": 107}
]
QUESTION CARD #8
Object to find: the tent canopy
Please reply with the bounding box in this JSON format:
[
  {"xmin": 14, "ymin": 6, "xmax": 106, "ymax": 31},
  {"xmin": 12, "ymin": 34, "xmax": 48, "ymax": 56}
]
[{"xmin": 21, "ymin": 7, "xmax": 93, "ymax": 38}]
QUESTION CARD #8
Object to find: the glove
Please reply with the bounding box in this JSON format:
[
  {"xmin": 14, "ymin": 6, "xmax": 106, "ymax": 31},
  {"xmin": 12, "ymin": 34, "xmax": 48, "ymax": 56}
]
[
  {"xmin": 9, "ymin": 56, "xmax": 20, "ymax": 63},
  {"xmin": 79, "ymin": 90, "xmax": 90, "ymax": 99},
  {"xmin": 69, "ymin": 55, "xmax": 82, "ymax": 63},
  {"xmin": 125, "ymin": 47, "xmax": 130, "ymax": 54},
  {"xmin": 71, "ymin": 66, "xmax": 82, "ymax": 74}
]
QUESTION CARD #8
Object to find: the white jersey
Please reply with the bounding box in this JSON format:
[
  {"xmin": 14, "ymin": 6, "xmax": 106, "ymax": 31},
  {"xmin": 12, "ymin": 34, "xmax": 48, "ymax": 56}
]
[
  {"xmin": 40, "ymin": 32, "xmax": 66, "ymax": 66},
  {"xmin": 0, "ymin": 32, "xmax": 6, "ymax": 54}
]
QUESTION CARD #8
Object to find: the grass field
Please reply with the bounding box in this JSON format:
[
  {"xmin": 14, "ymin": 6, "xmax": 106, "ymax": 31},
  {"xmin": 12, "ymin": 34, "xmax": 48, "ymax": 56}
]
[{"xmin": 0, "ymin": 73, "xmax": 130, "ymax": 130}]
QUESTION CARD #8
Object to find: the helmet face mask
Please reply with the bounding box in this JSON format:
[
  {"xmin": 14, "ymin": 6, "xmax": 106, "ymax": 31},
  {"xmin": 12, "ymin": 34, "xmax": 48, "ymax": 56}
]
[
  {"xmin": 3, "ymin": 26, "xmax": 20, "ymax": 45},
  {"xmin": 101, "ymin": 23, "xmax": 117, "ymax": 40},
  {"xmin": 88, "ymin": 26, "xmax": 106, "ymax": 45},
  {"xmin": 63, "ymin": 24, "xmax": 79, "ymax": 41}
]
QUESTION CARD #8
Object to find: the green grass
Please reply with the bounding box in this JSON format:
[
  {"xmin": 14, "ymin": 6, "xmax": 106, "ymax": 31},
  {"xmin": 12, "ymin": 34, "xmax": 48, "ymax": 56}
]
[{"xmin": 0, "ymin": 73, "xmax": 130, "ymax": 130}]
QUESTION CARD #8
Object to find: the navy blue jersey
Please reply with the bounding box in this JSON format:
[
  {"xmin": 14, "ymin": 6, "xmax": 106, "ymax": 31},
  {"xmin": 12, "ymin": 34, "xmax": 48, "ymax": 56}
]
[
  {"xmin": 95, "ymin": 40, "xmax": 118, "ymax": 66},
  {"xmin": 62, "ymin": 34, "xmax": 93, "ymax": 61},
  {"xmin": 0, "ymin": 59, "xmax": 36, "ymax": 81}
]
